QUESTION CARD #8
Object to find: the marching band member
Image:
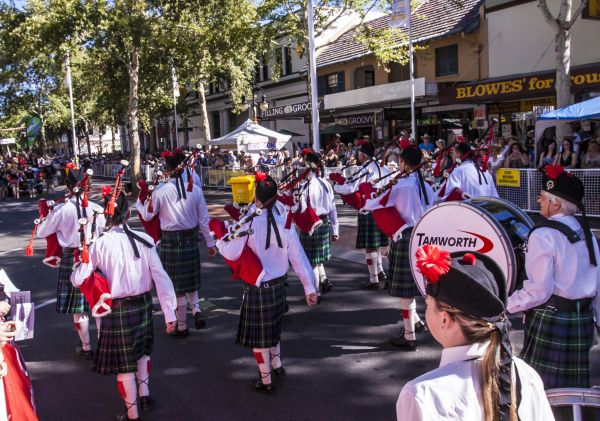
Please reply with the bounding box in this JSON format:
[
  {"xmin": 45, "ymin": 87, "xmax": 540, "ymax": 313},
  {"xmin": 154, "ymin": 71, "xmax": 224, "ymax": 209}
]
[
  {"xmin": 72, "ymin": 191, "xmax": 177, "ymax": 421},
  {"xmin": 397, "ymin": 245, "xmax": 553, "ymax": 421},
  {"xmin": 363, "ymin": 142, "xmax": 434, "ymax": 350},
  {"xmin": 136, "ymin": 150, "xmax": 216, "ymax": 337},
  {"xmin": 330, "ymin": 141, "xmax": 389, "ymax": 289},
  {"xmin": 36, "ymin": 167, "xmax": 105, "ymax": 358},
  {"xmin": 438, "ymin": 142, "xmax": 498, "ymax": 201},
  {"xmin": 507, "ymin": 165, "xmax": 600, "ymax": 389},
  {"xmin": 215, "ymin": 173, "xmax": 317, "ymax": 393},
  {"xmin": 297, "ymin": 149, "xmax": 338, "ymax": 300}
]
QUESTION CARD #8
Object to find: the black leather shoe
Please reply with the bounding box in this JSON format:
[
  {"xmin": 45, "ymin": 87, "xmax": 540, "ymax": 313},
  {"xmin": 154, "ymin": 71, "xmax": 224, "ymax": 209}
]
[
  {"xmin": 360, "ymin": 281, "xmax": 380, "ymax": 290},
  {"xmin": 115, "ymin": 413, "xmax": 141, "ymax": 421},
  {"xmin": 139, "ymin": 396, "xmax": 154, "ymax": 412},
  {"xmin": 75, "ymin": 345, "xmax": 93, "ymax": 360},
  {"xmin": 169, "ymin": 328, "xmax": 189, "ymax": 338},
  {"xmin": 251, "ymin": 379, "xmax": 275, "ymax": 393},
  {"xmin": 317, "ymin": 295, "xmax": 322, "ymax": 304},
  {"xmin": 415, "ymin": 320, "xmax": 428, "ymax": 333},
  {"xmin": 321, "ymin": 278, "xmax": 333, "ymax": 294},
  {"xmin": 273, "ymin": 367, "xmax": 286, "ymax": 378},
  {"xmin": 377, "ymin": 271, "xmax": 387, "ymax": 283},
  {"xmin": 390, "ymin": 336, "xmax": 418, "ymax": 351},
  {"xmin": 284, "ymin": 302, "xmax": 290, "ymax": 314},
  {"xmin": 193, "ymin": 312, "xmax": 207, "ymax": 330}
]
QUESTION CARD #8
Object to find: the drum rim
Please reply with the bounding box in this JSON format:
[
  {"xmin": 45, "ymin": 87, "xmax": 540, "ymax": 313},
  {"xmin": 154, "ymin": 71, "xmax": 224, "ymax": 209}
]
[
  {"xmin": 546, "ymin": 387, "xmax": 600, "ymax": 407},
  {"xmin": 409, "ymin": 197, "xmax": 531, "ymax": 296}
]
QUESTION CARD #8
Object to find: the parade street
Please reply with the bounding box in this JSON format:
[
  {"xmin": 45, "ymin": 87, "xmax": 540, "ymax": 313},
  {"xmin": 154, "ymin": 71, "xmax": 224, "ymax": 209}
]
[{"xmin": 1, "ymin": 187, "xmax": 599, "ymax": 421}]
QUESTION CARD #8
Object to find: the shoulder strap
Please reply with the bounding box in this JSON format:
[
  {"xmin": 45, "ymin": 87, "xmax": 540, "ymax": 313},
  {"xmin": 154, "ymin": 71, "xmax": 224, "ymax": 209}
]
[{"xmin": 530, "ymin": 220, "xmax": 581, "ymax": 244}]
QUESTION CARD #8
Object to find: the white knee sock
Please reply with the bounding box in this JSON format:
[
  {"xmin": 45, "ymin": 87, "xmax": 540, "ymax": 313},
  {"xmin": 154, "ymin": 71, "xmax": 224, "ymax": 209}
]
[
  {"xmin": 175, "ymin": 296, "xmax": 187, "ymax": 330},
  {"xmin": 399, "ymin": 298, "xmax": 417, "ymax": 341},
  {"xmin": 94, "ymin": 317, "xmax": 101, "ymax": 338},
  {"xmin": 73, "ymin": 313, "xmax": 91, "ymax": 351},
  {"xmin": 318, "ymin": 264, "xmax": 327, "ymax": 281},
  {"xmin": 376, "ymin": 249, "xmax": 384, "ymax": 274},
  {"xmin": 252, "ymin": 348, "xmax": 272, "ymax": 385},
  {"xmin": 313, "ymin": 267, "xmax": 321, "ymax": 296},
  {"xmin": 185, "ymin": 291, "xmax": 201, "ymax": 315},
  {"xmin": 365, "ymin": 251, "xmax": 379, "ymax": 283},
  {"xmin": 117, "ymin": 373, "xmax": 139, "ymax": 419},
  {"xmin": 136, "ymin": 355, "xmax": 151, "ymax": 398},
  {"xmin": 270, "ymin": 342, "xmax": 282, "ymax": 370}
]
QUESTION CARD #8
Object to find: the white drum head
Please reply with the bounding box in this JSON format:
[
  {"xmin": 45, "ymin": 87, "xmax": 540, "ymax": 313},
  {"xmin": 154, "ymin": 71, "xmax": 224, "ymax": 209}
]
[{"xmin": 409, "ymin": 200, "xmax": 516, "ymax": 295}]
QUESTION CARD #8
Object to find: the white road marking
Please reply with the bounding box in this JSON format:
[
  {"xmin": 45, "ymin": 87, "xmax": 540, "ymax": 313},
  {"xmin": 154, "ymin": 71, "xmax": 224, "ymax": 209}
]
[
  {"xmin": 330, "ymin": 345, "xmax": 378, "ymax": 350},
  {"xmin": 36, "ymin": 298, "xmax": 57, "ymax": 310},
  {"xmin": 0, "ymin": 247, "xmax": 23, "ymax": 256}
]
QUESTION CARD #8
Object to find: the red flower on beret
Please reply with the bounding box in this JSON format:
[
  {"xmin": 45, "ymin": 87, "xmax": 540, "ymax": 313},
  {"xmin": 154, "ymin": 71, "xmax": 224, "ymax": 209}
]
[
  {"xmin": 101, "ymin": 185, "xmax": 112, "ymax": 198},
  {"xmin": 545, "ymin": 164, "xmax": 564, "ymax": 179},
  {"xmin": 416, "ymin": 244, "xmax": 451, "ymax": 283},
  {"xmin": 255, "ymin": 172, "xmax": 267, "ymax": 183},
  {"xmin": 161, "ymin": 149, "xmax": 172, "ymax": 158},
  {"xmin": 302, "ymin": 148, "xmax": 312, "ymax": 155},
  {"xmin": 399, "ymin": 139, "xmax": 411, "ymax": 150}
]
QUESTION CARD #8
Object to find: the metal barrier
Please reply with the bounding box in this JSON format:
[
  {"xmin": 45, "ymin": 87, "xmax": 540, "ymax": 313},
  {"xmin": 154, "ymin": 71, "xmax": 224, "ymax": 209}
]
[{"xmin": 91, "ymin": 162, "xmax": 600, "ymax": 217}]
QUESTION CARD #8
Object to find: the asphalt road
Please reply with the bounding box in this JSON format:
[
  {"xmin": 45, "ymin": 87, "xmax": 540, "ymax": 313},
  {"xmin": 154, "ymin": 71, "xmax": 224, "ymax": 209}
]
[{"xmin": 0, "ymin": 188, "xmax": 598, "ymax": 421}]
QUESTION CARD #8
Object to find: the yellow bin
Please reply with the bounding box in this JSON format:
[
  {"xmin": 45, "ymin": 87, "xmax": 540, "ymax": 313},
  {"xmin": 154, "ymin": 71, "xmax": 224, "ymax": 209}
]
[{"xmin": 227, "ymin": 175, "xmax": 256, "ymax": 204}]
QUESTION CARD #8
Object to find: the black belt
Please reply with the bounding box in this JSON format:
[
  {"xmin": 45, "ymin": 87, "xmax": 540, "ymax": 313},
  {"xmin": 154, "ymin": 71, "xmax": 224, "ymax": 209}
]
[
  {"xmin": 318, "ymin": 215, "xmax": 329, "ymax": 222},
  {"xmin": 533, "ymin": 294, "xmax": 592, "ymax": 312},
  {"xmin": 112, "ymin": 291, "xmax": 151, "ymax": 308},
  {"xmin": 246, "ymin": 276, "xmax": 286, "ymax": 290},
  {"xmin": 161, "ymin": 227, "xmax": 198, "ymax": 241}
]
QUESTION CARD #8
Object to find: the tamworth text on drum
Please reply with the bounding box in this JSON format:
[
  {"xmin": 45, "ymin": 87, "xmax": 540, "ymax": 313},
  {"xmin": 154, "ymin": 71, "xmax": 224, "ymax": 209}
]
[{"xmin": 414, "ymin": 233, "xmax": 478, "ymax": 248}]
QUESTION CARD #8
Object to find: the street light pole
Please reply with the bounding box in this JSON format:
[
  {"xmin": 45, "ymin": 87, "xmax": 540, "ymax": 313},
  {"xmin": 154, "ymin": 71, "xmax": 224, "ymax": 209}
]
[
  {"xmin": 408, "ymin": 2, "xmax": 416, "ymax": 140},
  {"xmin": 172, "ymin": 66, "xmax": 180, "ymax": 148},
  {"xmin": 307, "ymin": 0, "xmax": 320, "ymax": 152},
  {"xmin": 65, "ymin": 49, "xmax": 79, "ymax": 165}
]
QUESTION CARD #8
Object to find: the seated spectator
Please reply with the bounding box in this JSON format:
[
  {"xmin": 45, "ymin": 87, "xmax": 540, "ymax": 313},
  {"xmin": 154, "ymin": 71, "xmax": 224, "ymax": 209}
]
[
  {"xmin": 503, "ymin": 142, "xmax": 529, "ymax": 168},
  {"xmin": 537, "ymin": 141, "xmax": 557, "ymax": 169},
  {"xmin": 554, "ymin": 137, "xmax": 577, "ymax": 168},
  {"xmin": 324, "ymin": 149, "xmax": 339, "ymax": 168},
  {"xmin": 581, "ymin": 140, "xmax": 600, "ymax": 168}
]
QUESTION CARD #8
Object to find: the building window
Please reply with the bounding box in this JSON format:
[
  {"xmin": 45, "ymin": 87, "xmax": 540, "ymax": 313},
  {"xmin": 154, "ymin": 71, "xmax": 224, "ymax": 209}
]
[
  {"xmin": 435, "ymin": 44, "xmax": 458, "ymax": 77},
  {"xmin": 212, "ymin": 111, "xmax": 221, "ymax": 138},
  {"xmin": 354, "ymin": 65, "xmax": 375, "ymax": 88},
  {"xmin": 317, "ymin": 71, "xmax": 345, "ymax": 96},
  {"xmin": 284, "ymin": 47, "xmax": 293, "ymax": 75},
  {"xmin": 260, "ymin": 55, "xmax": 269, "ymax": 81},
  {"xmin": 388, "ymin": 62, "xmax": 410, "ymax": 83}
]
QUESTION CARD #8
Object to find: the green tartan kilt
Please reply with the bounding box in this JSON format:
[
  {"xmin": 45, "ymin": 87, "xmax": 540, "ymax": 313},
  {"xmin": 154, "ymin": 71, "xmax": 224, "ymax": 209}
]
[
  {"xmin": 521, "ymin": 306, "xmax": 595, "ymax": 389},
  {"xmin": 56, "ymin": 248, "xmax": 89, "ymax": 314},
  {"xmin": 299, "ymin": 217, "xmax": 331, "ymax": 266},
  {"xmin": 387, "ymin": 228, "xmax": 419, "ymax": 298},
  {"xmin": 94, "ymin": 292, "xmax": 153, "ymax": 375},
  {"xmin": 356, "ymin": 213, "xmax": 389, "ymax": 250},
  {"xmin": 159, "ymin": 228, "xmax": 201, "ymax": 295},
  {"xmin": 236, "ymin": 278, "xmax": 286, "ymax": 349}
]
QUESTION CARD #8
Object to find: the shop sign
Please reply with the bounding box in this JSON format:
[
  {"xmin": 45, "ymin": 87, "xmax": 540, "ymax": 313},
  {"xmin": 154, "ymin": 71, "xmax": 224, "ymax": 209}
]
[
  {"xmin": 520, "ymin": 97, "xmax": 555, "ymax": 112},
  {"xmin": 473, "ymin": 105, "xmax": 486, "ymax": 120},
  {"xmin": 439, "ymin": 65, "xmax": 600, "ymax": 103},
  {"xmin": 495, "ymin": 169, "xmax": 520, "ymax": 188},
  {"xmin": 0, "ymin": 138, "xmax": 16, "ymax": 145},
  {"xmin": 320, "ymin": 112, "xmax": 376, "ymax": 129},
  {"xmin": 261, "ymin": 100, "xmax": 322, "ymax": 119}
]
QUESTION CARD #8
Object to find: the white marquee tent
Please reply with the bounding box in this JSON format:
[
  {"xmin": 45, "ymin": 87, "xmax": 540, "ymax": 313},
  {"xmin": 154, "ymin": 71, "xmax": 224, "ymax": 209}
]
[{"xmin": 209, "ymin": 119, "xmax": 292, "ymax": 154}]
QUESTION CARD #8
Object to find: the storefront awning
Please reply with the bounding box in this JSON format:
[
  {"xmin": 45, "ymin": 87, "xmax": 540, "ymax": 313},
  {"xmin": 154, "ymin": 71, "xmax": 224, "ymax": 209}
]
[{"xmin": 324, "ymin": 78, "xmax": 427, "ymax": 110}]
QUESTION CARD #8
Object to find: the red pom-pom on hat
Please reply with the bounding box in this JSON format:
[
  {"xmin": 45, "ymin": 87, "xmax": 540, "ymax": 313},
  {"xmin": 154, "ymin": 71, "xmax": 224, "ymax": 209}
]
[
  {"xmin": 399, "ymin": 139, "xmax": 411, "ymax": 150},
  {"xmin": 415, "ymin": 244, "xmax": 451, "ymax": 283},
  {"xmin": 255, "ymin": 172, "xmax": 267, "ymax": 183},
  {"xmin": 461, "ymin": 253, "xmax": 476, "ymax": 266},
  {"xmin": 161, "ymin": 149, "xmax": 172, "ymax": 158},
  {"xmin": 302, "ymin": 148, "xmax": 312, "ymax": 155},
  {"xmin": 101, "ymin": 185, "xmax": 112, "ymax": 198},
  {"xmin": 545, "ymin": 164, "xmax": 564, "ymax": 179}
]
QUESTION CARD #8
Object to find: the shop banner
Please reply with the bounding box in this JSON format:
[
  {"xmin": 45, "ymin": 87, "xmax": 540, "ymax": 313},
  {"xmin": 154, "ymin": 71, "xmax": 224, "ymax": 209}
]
[
  {"xmin": 495, "ymin": 169, "xmax": 521, "ymax": 188},
  {"xmin": 439, "ymin": 65, "xmax": 600, "ymax": 104},
  {"xmin": 321, "ymin": 112, "xmax": 376, "ymax": 129},
  {"xmin": 261, "ymin": 100, "xmax": 322, "ymax": 120}
]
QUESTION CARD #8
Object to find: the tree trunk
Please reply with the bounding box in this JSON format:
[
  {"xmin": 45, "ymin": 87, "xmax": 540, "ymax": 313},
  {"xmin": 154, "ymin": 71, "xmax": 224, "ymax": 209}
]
[
  {"xmin": 39, "ymin": 117, "xmax": 47, "ymax": 155},
  {"xmin": 149, "ymin": 125, "xmax": 155, "ymax": 154},
  {"xmin": 111, "ymin": 125, "xmax": 116, "ymax": 152},
  {"xmin": 197, "ymin": 81, "xmax": 211, "ymax": 145},
  {"xmin": 555, "ymin": 4, "xmax": 572, "ymax": 140},
  {"xmin": 128, "ymin": 47, "xmax": 141, "ymax": 194},
  {"xmin": 85, "ymin": 121, "xmax": 92, "ymax": 156}
]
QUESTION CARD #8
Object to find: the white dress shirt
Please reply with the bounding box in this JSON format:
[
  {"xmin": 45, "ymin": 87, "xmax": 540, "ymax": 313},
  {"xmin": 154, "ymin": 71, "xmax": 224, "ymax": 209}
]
[
  {"xmin": 71, "ymin": 225, "xmax": 177, "ymax": 323},
  {"xmin": 37, "ymin": 198, "xmax": 106, "ymax": 248},
  {"xmin": 507, "ymin": 214, "xmax": 600, "ymax": 320},
  {"xmin": 216, "ymin": 207, "xmax": 316, "ymax": 293},
  {"xmin": 333, "ymin": 161, "xmax": 390, "ymax": 195},
  {"xmin": 181, "ymin": 169, "xmax": 202, "ymax": 191},
  {"xmin": 298, "ymin": 173, "xmax": 339, "ymax": 236},
  {"xmin": 136, "ymin": 179, "xmax": 214, "ymax": 247},
  {"xmin": 396, "ymin": 342, "xmax": 554, "ymax": 421},
  {"xmin": 362, "ymin": 172, "xmax": 434, "ymax": 228},
  {"xmin": 438, "ymin": 160, "xmax": 498, "ymax": 201}
]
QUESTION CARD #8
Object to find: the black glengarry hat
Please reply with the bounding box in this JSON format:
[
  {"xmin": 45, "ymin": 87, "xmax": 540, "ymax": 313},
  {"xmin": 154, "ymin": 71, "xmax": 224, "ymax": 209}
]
[
  {"xmin": 357, "ymin": 140, "xmax": 375, "ymax": 157},
  {"xmin": 542, "ymin": 164, "xmax": 584, "ymax": 206},
  {"xmin": 254, "ymin": 172, "xmax": 277, "ymax": 204}
]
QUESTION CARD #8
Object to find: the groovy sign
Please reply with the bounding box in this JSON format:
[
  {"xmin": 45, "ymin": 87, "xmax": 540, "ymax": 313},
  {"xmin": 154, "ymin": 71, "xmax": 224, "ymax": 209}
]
[{"xmin": 439, "ymin": 65, "xmax": 600, "ymax": 103}]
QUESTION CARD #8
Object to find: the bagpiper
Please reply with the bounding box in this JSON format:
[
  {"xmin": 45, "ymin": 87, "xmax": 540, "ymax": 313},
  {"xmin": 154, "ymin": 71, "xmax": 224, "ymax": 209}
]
[
  {"xmin": 36, "ymin": 166, "xmax": 105, "ymax": 358},
  {"xmin": 362, "ymin": 141, "xmax": 434, "ymax": 350},
  {"xmin": 330, "ymin": 140, "xmax": 390, "ymax": 289},
  {"xmin": 295, "ymin": 149, "xmax": 338, "ymax": 300},
  {"xmin": 136, "ymin": 149, "xmax": 216, "ymax": 337},
  {"xmin": 507, "ymin": 164, "xmax": 599, "ymax": 389},
  {"xmin": 212, "ymin": 173, "xmax": 318, "ymax": 392},
  {"xmin": 71, "ymin": 189, "xmax": 177, "ymax": 421}
]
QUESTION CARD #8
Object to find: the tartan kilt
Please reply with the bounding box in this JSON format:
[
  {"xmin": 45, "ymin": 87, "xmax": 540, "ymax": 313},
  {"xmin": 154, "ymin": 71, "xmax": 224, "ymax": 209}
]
[
  {"xmin": 387, "ymin": 228, "xmax": 419, "ymax": 298},
  {"xmin": 356, "ymin": 213, "xmax": 389, "ymax": 249},
  {"xmin": 94, "ymin": 292, "xmax": 153, "ymax": 375},
  {"xmin": 521, "ymin": 306, "xmax": 595, "ymax": 389},
  {"xmin": 56, "ymin": 248, "xmax": 89, "ymax": 314},
  {"xmin": 299, "ymin": 217, "xmax": 331, "ymax": 266},
  {"xmin": 159, "ymin": 228, "xmax": 201, "ymax": 295},
  {"xmin": 236, "ymin": 277, "xmax": 286, "ymax": 349}
]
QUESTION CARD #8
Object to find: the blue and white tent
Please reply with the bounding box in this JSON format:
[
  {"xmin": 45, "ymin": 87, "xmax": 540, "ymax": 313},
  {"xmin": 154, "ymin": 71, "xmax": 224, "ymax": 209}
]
[{"xmin": 535, "ymin": 96, "xmax": 600, "ymax": 141}]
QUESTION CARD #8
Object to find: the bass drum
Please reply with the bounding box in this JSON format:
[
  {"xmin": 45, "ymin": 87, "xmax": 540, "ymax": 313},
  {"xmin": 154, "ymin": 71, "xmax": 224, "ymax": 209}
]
[{"xmin": 409, "ymin": 197, "xmax": 533, "ymax": 295}]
